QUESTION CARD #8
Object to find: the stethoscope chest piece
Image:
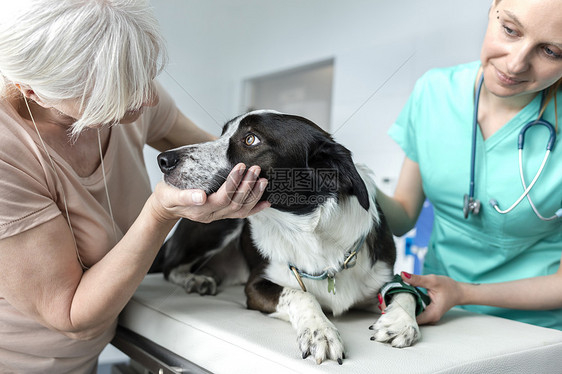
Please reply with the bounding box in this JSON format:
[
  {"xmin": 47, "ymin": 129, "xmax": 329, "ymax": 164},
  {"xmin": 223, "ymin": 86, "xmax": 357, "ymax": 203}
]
[{"xmin": 463, "ymin": 194, "xmax": 481, "ymax": 219}]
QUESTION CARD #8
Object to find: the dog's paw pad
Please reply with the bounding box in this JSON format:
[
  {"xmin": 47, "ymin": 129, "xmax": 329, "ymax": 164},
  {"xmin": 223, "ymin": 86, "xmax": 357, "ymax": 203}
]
[
  {"xmin": 297, "ymin": 323, "xmax": 345, "ymax": 364},
  {"xmin": 371, "ymin": 304, "xmax": 420, "ymax": 348}
]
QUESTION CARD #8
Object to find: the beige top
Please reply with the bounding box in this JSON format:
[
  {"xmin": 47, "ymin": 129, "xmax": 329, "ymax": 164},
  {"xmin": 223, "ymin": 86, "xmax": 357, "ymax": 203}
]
[{"xmin": 0, "ymin": 83, "xmax": 177, "ymax": 373}]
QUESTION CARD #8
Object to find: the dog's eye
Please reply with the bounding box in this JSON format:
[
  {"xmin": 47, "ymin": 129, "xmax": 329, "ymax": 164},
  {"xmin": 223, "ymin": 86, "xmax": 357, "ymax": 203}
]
[{"xmin": 243, "ymin": 133, "xmax": 261, "ymax": 147}]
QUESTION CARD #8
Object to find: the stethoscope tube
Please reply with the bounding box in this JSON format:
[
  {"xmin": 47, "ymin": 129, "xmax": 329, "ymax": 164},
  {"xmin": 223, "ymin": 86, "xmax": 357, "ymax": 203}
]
[
  {"xmin": 464, "ymin": 74, "xmax": 561, "ymax": 221},
  {"xmin": 489, "ymin": 149, "xmax": 550, "ymax": 214},
  {"xmin": 468, "ymin": 73, "xmax": 483, "ymax": 202},
  {"xmin": 518, "ymin": 119, "xmax": 557, "ymax": 151}
]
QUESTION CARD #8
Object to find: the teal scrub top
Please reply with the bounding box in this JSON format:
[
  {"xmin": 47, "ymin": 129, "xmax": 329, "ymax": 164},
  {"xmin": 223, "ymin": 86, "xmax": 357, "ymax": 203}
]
[{"xmin": 389, "ymin": 61, "xmax": 562, "ymax": 330}]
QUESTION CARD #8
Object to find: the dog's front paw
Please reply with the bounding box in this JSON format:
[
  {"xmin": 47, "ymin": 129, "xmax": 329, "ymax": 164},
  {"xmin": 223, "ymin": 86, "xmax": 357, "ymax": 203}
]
[
  {"xmin": 370, "ymin": 300, "xmax": 420, "ymax": 348},
  {"xmin": 297, "ymin": 320, "xmax": 345, "ymax": 365}
]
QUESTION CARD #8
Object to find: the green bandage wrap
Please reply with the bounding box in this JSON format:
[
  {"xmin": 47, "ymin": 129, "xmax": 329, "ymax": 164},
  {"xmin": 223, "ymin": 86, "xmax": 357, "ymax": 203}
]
[{"xmin": 379, "ymin": 275, "xmax": 431, "ymax": 316}]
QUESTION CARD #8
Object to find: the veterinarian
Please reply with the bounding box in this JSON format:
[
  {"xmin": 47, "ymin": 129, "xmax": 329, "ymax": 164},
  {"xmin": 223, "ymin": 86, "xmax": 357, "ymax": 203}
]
[
  {"xmin": 377, "ymin": 0, "xmax": 562, "ymax": 330},
  {"xmin": 0, "ymin": 1, "xmax": 269, "ymax": 372}
]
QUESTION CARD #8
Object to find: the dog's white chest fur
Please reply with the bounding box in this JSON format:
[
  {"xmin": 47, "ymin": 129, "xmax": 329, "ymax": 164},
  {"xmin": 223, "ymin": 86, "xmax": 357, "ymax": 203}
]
[{"xmin": 248, "ymin": 167, "xmax": 390, "ymax": 315}]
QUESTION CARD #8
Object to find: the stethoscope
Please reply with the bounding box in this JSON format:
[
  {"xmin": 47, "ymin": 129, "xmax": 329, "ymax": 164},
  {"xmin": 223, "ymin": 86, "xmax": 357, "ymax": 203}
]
[{"xmin": 463, "ymin": 74, "xmax": 562, "ymax": 221}]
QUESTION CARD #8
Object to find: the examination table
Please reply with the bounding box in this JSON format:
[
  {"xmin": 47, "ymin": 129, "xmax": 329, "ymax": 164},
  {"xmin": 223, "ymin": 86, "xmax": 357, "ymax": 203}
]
[{"xmin": 112, "ymin": 274, "xmax": 562, "ymax": 374}]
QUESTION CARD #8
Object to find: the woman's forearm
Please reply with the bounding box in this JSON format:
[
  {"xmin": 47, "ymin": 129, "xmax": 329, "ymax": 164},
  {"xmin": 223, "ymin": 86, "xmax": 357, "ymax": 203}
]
[
  {"xmin": 375, "ymin": 187, "xmax": 419, "ymax": 236},
  {"xmin": 68, "ymin": 194, "xmax": 176, "ymax": 339},
  {"xmin": 458, "ymin": 272, "xmax": 562, "ymax": 311},
  {"xmin": 376, "ymin": 157, "xmax": 426, "ymax": 236}
]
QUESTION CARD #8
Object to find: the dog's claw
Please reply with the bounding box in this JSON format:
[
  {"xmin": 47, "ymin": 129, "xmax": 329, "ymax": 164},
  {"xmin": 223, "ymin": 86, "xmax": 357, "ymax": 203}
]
[
  {"xmin": 337, "ymin": 358, "xmax": 343, "ymax": 365},
  {"xmin": 302, "ymin": 351, "xmax": 310, "ymax": 359}
]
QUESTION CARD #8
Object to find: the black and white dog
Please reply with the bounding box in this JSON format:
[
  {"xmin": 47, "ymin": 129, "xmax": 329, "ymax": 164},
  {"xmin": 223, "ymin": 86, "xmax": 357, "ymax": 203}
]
[{"xmin": 155, "ymin": 110, "xmax": 420, "ymax": 364}]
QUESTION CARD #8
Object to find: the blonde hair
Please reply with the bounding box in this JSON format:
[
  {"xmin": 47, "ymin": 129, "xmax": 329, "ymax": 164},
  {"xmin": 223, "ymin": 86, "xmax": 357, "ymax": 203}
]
[{"xmin": 0, "ymin": 0, "xmax": 167, "ymax": 136}]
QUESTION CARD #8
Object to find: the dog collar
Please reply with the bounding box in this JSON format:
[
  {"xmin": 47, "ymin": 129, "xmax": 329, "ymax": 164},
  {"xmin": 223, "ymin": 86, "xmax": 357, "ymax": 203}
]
[{"xmin": 288, "ymin": 235, "xmax": 367, "ymax": 295}]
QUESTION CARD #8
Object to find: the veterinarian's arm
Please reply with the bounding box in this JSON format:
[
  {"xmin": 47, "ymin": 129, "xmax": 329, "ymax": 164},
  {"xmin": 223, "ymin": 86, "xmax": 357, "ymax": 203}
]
[
  {"xmin": 401, "ymin": 264, "xmax": 562, "ymax": 325},
  {"xmin": 148, "ymin": 110, "xmax": 216, "ymax": 152},
  {"xmin": 376, "ymin": 157, "xmax": 426, "ymax": 236}
]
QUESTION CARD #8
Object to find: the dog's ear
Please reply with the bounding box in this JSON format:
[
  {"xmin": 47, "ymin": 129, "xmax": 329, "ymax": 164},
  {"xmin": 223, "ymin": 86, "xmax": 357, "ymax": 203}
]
[{"xmin": 308, "ymin": 139, "xmax": 370, "ymax": 211}]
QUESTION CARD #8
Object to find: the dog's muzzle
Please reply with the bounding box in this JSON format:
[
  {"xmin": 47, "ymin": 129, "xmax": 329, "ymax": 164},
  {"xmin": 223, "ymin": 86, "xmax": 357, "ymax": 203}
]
[{"xmin": 156, "ymin": 145, "xmax": 230, "ymax": 193}]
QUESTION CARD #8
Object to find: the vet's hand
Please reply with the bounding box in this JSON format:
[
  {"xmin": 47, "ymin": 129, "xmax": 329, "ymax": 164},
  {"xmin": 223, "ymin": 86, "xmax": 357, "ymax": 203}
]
[
  {"xmin": 151, "ymin": 163, "xmax": 270, "ymax": 223},
  {"xmin": 399, "ymin": 272, "xmax": 462, "ymax": 325}
]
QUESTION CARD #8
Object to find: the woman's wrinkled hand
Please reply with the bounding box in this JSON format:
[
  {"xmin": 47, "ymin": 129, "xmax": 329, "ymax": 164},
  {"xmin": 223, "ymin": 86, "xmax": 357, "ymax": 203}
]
[{"xmin": 150, "ymin": 163, "xmax": 270, "ymax": 224}]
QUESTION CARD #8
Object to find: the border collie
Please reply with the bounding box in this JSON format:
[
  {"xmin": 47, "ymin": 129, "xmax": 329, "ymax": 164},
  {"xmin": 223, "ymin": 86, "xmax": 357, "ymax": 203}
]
[{"xmin": 154, "ymin": 110, "xmax": 420, "ymax": 364}]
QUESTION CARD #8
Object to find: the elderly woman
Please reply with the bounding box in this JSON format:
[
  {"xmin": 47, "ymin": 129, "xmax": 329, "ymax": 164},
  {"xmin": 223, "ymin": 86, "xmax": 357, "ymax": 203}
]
[{"xmin": 0, "ymin": 1, "xmax": 269, "ymax": 372}]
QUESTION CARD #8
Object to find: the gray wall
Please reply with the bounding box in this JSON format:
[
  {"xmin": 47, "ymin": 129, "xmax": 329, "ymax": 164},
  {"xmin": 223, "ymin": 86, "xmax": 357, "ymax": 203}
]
[{"xmin": 146, "ymin": 0, "xmax": 491, "ymax": 193}]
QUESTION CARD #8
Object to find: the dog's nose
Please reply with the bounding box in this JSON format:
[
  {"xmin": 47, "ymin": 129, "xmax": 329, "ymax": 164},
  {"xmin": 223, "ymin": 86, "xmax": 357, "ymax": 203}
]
[{"xmin": 158, "ymin": 151, "xmax": 180, "ymax": 173}]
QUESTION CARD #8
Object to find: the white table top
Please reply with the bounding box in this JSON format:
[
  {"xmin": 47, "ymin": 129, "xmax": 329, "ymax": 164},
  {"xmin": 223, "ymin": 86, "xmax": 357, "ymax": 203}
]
[{"xmin": 118, "ymin": 274, "xmax": 562, "ymax": 374}]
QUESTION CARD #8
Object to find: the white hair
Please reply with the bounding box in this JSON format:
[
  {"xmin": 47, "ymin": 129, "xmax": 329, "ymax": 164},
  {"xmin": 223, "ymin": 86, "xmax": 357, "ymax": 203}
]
[{"xmin": 0, "ymin": 0, "xmax": 167, "ymax": 136}]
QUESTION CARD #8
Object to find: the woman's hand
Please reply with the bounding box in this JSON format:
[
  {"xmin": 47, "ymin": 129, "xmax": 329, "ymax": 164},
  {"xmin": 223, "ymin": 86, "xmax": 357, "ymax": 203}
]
[
  {"xmin": 399, "ymin": 272, "xmax": 463, "ymax": 325},
  {"xmin": 379, "ymin": 266, "xmax": 562, "ymax": 324},
  {"xmin": 150, "ymin": 163, "xmax": 270, "ymax": 224}
]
